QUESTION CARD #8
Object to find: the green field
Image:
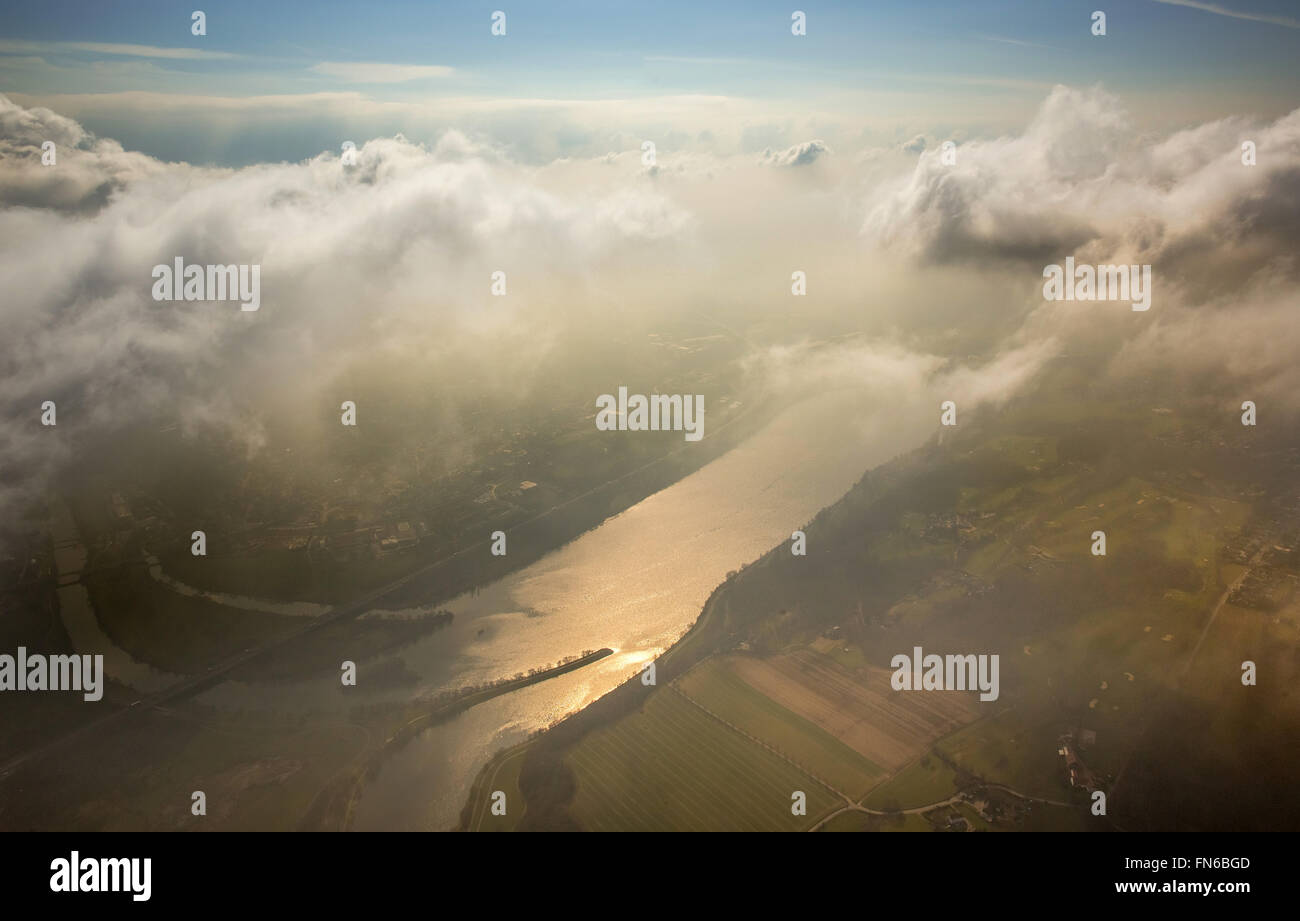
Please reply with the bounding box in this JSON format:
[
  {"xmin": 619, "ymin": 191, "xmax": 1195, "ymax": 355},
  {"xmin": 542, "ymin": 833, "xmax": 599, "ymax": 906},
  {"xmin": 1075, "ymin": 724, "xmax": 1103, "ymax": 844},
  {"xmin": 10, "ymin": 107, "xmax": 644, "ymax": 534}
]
[
  {"xmin": 465, "ymin": 743, "xmax": 531, "ymax": 833},
  {"xmin": 87, "ymin": 571, "xmax": 298, "ymax": 674},
  {"xmin": 1019, "ymin": 803, "xmax": 1096, "ymax": 832},
  {"xmin": 937, "ymin": 713, "xmax": 1068, "ymax": 802},
  {"xmin": 567, "ymin": 689, "xmax": 842, "ymax": 831},
  {"xmin": 861, "ymin": 754, "xmax": 959, "ymax": 810},
  {"xmin": 819, "ymin": 810, "xmax": 931, "ymax": 832},
  {"xmin": 677, "ymin": 659, "xmax": 885, "ymax": 797},
  {"xmin": 2, "ymin": 708, "xmax": 370, "ymax": 831}
]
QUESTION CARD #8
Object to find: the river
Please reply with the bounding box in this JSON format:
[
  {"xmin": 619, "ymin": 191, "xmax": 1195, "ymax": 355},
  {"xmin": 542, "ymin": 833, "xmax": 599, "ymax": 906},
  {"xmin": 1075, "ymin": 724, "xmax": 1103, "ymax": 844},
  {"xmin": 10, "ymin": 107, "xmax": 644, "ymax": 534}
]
[{"xmin": 342, "ymin": 386, "xmax": 934, "ymax": 830}]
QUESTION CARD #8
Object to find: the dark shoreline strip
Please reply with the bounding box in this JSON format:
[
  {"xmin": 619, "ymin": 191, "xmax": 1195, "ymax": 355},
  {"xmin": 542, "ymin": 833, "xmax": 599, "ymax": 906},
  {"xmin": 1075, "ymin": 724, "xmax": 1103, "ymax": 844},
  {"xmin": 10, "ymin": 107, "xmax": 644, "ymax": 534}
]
[{"xmin": 315, "ymin": 647, "xmax": 614, "ymax": 831}]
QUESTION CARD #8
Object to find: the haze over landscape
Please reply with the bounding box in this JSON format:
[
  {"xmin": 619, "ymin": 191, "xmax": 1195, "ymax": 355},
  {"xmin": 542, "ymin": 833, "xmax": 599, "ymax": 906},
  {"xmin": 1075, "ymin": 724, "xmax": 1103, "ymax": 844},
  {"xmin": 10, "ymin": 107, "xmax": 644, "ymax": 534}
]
[{"xmin": 2, "ymin": 0, "xmax": 1299, "ymax": 835}]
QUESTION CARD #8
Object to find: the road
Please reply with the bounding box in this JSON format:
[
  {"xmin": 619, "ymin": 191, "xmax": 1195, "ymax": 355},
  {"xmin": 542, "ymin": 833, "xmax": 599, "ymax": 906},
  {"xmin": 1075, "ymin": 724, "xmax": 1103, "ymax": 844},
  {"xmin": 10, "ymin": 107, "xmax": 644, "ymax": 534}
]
[{"xmin": 807, "ymin": 781, "xmax": 1075, "ymax": 832}]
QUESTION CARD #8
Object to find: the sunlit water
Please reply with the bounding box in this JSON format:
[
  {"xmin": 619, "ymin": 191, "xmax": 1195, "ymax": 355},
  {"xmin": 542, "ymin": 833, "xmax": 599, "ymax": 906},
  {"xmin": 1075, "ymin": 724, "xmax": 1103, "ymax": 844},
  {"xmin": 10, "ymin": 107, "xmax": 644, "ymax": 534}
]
[{"xmin": 347, "ymin": 388, "xmax": 934, "ymax": 830}]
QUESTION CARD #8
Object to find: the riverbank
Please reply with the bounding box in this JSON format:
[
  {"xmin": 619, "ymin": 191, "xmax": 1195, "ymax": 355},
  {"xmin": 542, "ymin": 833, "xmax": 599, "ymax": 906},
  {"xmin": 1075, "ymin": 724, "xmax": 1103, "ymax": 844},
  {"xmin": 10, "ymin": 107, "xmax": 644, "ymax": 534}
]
[
  {"xmin": 455, "ymin": 581, "xmax": 736, "ymax": 831},
  {"xmin": 300, "ymin": 647, "xmax": 613, "ymax": 831}
]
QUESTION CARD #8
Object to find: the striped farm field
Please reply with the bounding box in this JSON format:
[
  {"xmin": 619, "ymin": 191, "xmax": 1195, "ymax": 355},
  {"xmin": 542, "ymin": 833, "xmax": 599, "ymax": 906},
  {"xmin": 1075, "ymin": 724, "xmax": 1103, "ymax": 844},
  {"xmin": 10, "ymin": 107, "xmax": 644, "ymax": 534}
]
[
  {"xmin": 678, "ymin": 658, "xmax": 886, "ymax": 798},
  {"xmin": 567, "ymin": 688, "xmax": 842, "ymax": 831},
  {"xmin": 729, "ymin": 650, "xmax": 980, "ymax": 771}
]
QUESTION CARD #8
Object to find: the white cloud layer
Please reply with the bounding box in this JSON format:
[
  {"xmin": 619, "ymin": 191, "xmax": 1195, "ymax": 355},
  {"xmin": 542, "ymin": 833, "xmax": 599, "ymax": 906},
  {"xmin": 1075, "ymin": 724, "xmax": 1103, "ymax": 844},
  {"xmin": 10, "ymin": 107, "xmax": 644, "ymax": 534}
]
[
  {"xmin": 862, "ymin": 84, "xmax": 1300, "ymax": 412},
  {"xmin": 310, "ymin": 62, "xmax": 455, "ymax": 83},
  {"xmin": 2, "ymin": 85, "xmax": 1299, "ymax": 534}
]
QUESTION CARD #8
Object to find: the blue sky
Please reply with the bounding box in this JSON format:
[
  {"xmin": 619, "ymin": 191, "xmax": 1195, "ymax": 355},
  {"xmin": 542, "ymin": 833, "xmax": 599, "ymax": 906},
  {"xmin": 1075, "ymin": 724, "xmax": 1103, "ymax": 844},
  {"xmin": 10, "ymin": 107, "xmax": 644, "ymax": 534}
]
[{"xmin": 3, "ymin": 0, "xmax": 1299, "ymax": 164}]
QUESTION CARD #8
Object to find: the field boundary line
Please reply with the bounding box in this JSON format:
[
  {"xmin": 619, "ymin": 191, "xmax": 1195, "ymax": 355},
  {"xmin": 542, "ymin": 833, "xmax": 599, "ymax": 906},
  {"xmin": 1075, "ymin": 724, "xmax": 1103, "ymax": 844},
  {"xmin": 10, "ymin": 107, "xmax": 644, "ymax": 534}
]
[{"xmin": 669, "ymin": 684, "xmax": 851, "ymax": 805}]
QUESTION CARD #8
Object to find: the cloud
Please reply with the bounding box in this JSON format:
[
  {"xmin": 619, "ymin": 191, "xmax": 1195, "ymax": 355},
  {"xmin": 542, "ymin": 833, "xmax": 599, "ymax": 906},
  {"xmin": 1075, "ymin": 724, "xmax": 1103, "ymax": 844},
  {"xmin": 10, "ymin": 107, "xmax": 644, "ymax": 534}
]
[
  {"xmin": 900, "ymin": 134, "xmax": 927, "ymax": 155},
  {"xmin": 0, "ymin": 40, "xmax": 239, "ymax": 60},
  {"xmin": 0, "ymin": 95, "xmax": 169, "ymax": 212},
  {"xmin": 859, "ymin": 83, "xmax": 1300, "ymax": 422},
  {"xmin": 1150, "ymin": 0, "xmax": 1300, "ymax": 29},
  {"xmin": 6, "ymin": 90, "xmax": 829, "ymax": 166},
  {"xmin": 863, "ymin": 86, "xmax": 1129, "ymax": 263},
  {"xmin": 5, "ymin": 83, "xmax": 1052, "ymax": 171},
  {"xmin": 761, "ymin": 139, "xmax": 830, "ymax": 167},
  {"xmin": 972, "ymin": 34, "xmax": 1060, "ymax": 50},
  {"xmin": 5, "ymin": 84, "xmax": 1298, "ymax": 545},
  {"xmin": 740, "ymin": 336, "xmax": 1058, "ymax": 428},
  {"xmin": 642, "ymin": 55, "xmax": 753, "ymax": 66},
  {"xmin": 862, "ymin": 84, "xmax": 1300, "ymax": 279},
  {"xmin": 1108, "ymin": 277, "xmax": 1300, "ymax": 406},
  {"xmin": 309, "ymin": 62, "xmax": 455, "ymax": 83},
  {"xmin": 0, "ymin": 95, "xmax": 702, "ymax": 525}
]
